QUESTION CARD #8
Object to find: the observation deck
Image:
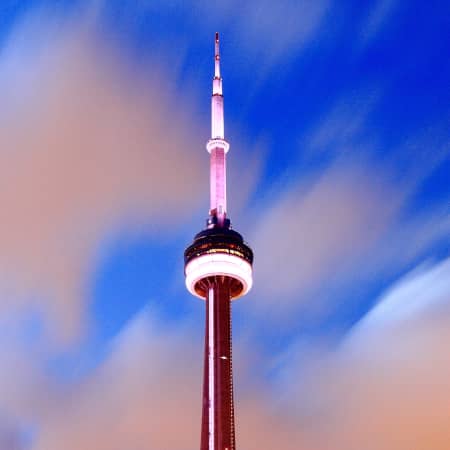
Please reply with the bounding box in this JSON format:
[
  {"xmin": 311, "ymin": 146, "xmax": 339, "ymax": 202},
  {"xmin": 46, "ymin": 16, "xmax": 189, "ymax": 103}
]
[{"xmin": 184, "ymin": 227, "xmax": 253, "ymax": 300}]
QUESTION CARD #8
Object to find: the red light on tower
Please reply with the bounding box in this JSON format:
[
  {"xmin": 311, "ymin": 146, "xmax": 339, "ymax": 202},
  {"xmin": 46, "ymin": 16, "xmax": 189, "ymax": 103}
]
[{"xmin": 184, "ymin": 34, "xmax": 254, "ymax": 450}]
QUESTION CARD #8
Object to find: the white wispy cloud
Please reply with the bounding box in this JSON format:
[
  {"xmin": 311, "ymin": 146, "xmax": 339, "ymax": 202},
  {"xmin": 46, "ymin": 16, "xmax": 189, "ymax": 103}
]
[
  {"xmin": 349, "ymin": 257, "xmax": 450, "ymax": 337},
  {"xmin": 358, "ymin": 0, "xmax": 400, "ymax": 48},
  {"xmin": 121, "ymin": 0, "xmax": 331, "ymax": 79},
  {"xmin": 249, "ymin": 159, "xmax": 402, "ymax": 313},
  {"xmin": 303, "ymin": 87, "xmax": 381, "ymax": 159}
]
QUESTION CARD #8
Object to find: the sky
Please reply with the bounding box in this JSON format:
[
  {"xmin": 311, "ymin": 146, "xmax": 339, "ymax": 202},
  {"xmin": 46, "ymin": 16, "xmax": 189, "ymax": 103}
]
[{"xmin": 0, "ymin": 0, "xmax": 449, "ymax": 449}]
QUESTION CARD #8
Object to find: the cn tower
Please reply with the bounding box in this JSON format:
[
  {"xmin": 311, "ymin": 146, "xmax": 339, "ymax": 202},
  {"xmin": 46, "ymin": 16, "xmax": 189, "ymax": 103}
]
[{"xmin": 184, "ymin": 33, "xmax": 253, "ymax": 450}]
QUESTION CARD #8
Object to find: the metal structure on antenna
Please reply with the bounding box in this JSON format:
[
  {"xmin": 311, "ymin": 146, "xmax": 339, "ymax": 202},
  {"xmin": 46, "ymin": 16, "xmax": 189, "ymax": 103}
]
[{"xmin": 184, "ymin": 33, "xmax": 254, "ymax": 450}]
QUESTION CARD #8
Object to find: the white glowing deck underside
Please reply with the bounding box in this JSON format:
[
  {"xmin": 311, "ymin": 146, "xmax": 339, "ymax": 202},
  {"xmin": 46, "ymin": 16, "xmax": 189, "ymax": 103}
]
[{"xmin": 185, "ymin": 253, "xmax": 253, "ymax": 299}]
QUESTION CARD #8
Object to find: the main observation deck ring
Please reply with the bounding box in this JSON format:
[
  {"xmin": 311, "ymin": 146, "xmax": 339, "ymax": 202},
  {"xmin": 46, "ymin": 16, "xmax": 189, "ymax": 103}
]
[
  {"xmin": 184, "ymin": 227, "xmax": 253, "ymax": 299},
  {"xmin": 185, "ymin": 252, "xmax": 253, "ymax": 299}
]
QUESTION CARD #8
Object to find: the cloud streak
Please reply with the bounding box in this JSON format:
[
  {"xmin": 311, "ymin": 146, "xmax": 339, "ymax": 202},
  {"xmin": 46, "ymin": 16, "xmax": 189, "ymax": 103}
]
[{"xmin": 249, "ymin": 160, "xmax": 401, "ymax": 313}]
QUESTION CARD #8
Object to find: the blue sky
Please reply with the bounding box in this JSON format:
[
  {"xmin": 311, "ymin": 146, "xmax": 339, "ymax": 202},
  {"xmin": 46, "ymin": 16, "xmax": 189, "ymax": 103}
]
[{"xmin": 0, "ymin": 1, "xmax": 448, "ymax": 449}]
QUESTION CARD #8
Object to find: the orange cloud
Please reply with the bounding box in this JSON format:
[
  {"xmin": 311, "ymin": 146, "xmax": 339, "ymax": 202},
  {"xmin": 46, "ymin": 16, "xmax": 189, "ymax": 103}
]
[
  {"xmin": 0, "ymin": 258, "xmax": 444, "ymax": 450},
  {"xmin": 0, "ymin": 15, "xmax": 204, "ymax": 344}
]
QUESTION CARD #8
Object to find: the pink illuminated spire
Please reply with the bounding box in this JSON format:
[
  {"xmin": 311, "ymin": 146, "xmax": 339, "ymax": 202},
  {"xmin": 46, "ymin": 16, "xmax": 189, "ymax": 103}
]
[
  {"xmin": 214, "ymin": 32, "xmax": 221, "ymax": 82},
  {"xmin": 211, "ymin": 32, "xmax": 224, "ymax": 138},
  {"xmin": 207, "ymin": 32, "xmax": 230, "ymax": 228}
]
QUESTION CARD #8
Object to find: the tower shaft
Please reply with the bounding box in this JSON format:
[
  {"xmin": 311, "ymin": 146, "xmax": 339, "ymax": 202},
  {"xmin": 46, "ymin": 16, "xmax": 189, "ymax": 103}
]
[{"xmin": 200, "ymin": 277, "xmax": 236, "ymax": 450}]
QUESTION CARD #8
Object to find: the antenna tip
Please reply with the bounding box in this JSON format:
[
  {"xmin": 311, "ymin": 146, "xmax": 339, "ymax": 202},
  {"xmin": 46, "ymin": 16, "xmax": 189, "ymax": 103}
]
[{"xmin": 215, "ymin": 32, "xmax": 219, "ymax": 42}]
